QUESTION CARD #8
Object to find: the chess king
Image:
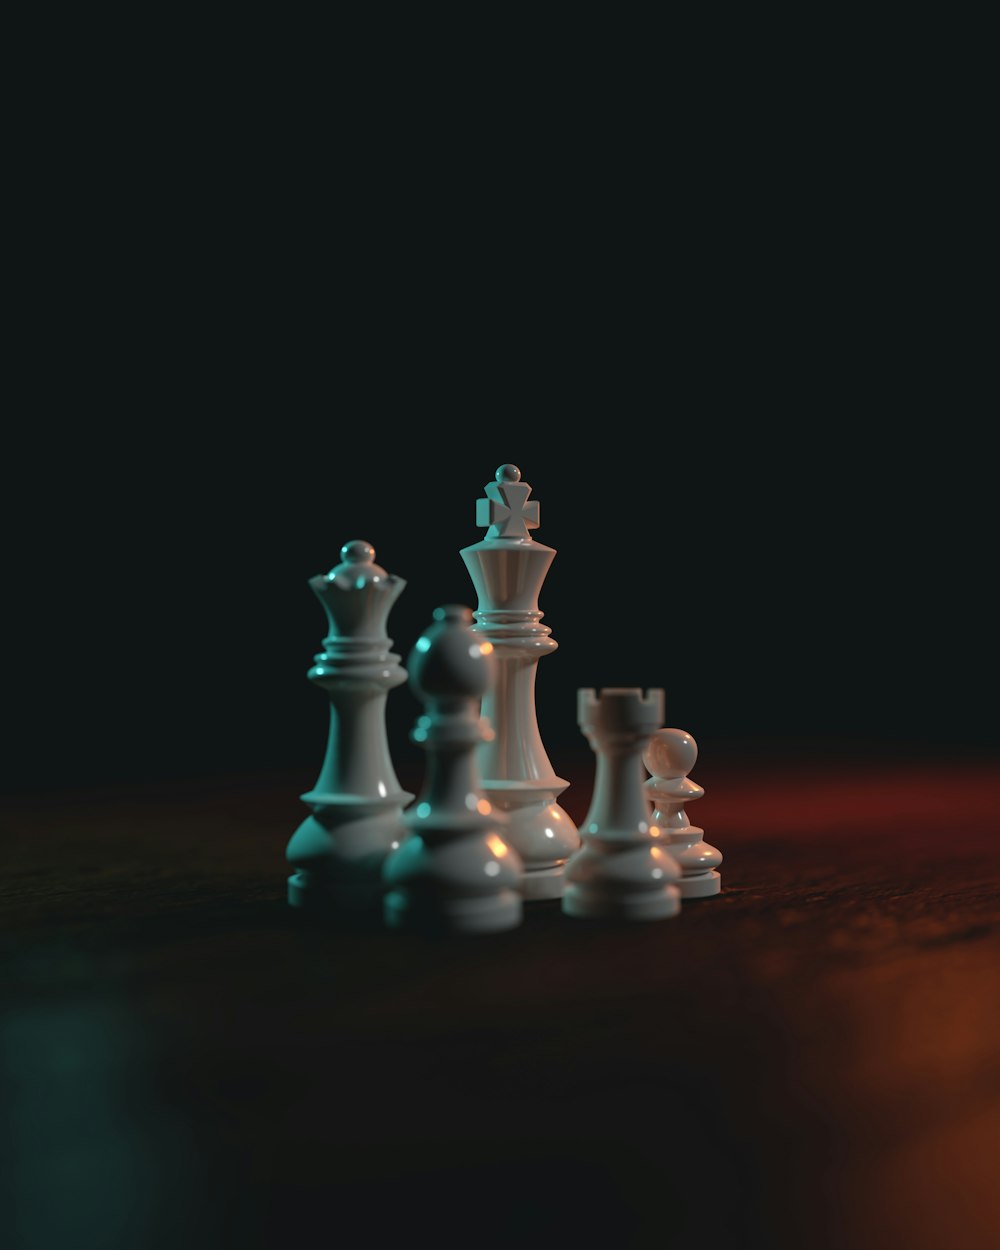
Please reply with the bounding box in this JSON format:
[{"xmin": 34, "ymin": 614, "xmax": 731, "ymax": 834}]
[{"xmin": 460, "ymin": 465, "xmax": 581, "ymax": 899}]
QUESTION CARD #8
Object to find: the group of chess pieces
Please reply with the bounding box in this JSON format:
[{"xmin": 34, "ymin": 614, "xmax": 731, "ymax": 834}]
[{"xmin": 285, "ymin": 464, "xmax": 723, "ymax": 933}]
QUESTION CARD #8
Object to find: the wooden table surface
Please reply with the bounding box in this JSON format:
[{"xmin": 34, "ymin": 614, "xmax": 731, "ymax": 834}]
[{"xmin": 2, "ymin": 743, "xmax": 999, "ymax": 1250}]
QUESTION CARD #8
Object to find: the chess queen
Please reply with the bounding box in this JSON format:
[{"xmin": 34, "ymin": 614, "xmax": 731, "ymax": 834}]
[{"xmin": 285, "ymin": 540, "xmax": 413, "ymax": 916}]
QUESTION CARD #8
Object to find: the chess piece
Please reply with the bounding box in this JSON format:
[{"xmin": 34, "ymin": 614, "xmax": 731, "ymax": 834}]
[
  {"xmin": 643, "ymin": 728, "xmax": 722, "ymax": 898},
  {"xmin": 459, "ymin": 464, "xmax": 580, "ymax": 900},
  {"xmin": 562, "ymin": 688, "xmax": 682, "ymax": 921},
  {"xmin": 286, "ymin": 540, "xmax": 413, "ymax": 915},
  {"xmin": 382, "ymin": 605, "xmax": 524, "ymax": 934}
]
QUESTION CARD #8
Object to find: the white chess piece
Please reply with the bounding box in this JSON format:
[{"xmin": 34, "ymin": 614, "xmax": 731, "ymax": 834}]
[
  {"xmin": 562, "ymin": 688, "xmax": 682, "ymax": 921},
  {"xmin": 460, "ymin": 464, "xmax": 581, "ymax": 901},
  {"xmin": 286, "ymin": 540, "xmax": 413, "ymax": 915},
  {"xmin": 381, "ymin": 605, "xmax": 524, "ymax": 935},
  {"xmin": 643, "ymin": 728, "xmax": 722, "ymax": 898}
]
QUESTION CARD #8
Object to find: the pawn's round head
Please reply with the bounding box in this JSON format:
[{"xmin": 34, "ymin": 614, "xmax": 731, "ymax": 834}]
[
  {"xmin": 643, "ymin": 727, "xmax": 698, "ymax": 779},
  {"xmin": 408, "ymin": 604, "xmax": 496, "ymax": 702}
]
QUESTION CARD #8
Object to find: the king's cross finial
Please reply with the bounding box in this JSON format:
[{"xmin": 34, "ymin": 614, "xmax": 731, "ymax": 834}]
[{"xmin": 476, "ymin": 464, "xmax": 540, "ymax": 540}]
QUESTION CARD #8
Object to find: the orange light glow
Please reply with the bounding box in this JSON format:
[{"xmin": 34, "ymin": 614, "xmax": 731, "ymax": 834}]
[
  {"xmin": 485, "ymin": 834, "xmax": 509, "ymax": 858},
  {"xmin": 477, "ymin": 799, "xmax": 492, "ymax": 816}
]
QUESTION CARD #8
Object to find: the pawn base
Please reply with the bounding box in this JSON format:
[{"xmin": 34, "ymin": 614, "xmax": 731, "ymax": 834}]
[
  {"xmin": 561, "ymin": 884, "xmax": 681, "ymax": 922},
  {"xmin": 679, "ymin": 871, "xmax": 721, "ymax": 899},
  {"xmin": 384, "ymin": 889, "xmax": 523, "ymax": 935},
  {"xmin": 521, "ymin": 863, "xmax": 567, "ymax": 901}
]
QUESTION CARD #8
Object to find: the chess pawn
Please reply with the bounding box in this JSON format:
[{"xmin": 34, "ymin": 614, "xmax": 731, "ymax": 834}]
[
  {"xmin": 382, "ymin": 605, "xmax": 524, "ymax": 935},
  {"xmin": 286, "ymin": 540, "xmax": 413, "ymax": 916},
  {"xmin": 643, "ymin": 728, "xmax": 722, "ymax": 898},
  {"xmin": 562, "ymin": 688, "xmax": 682, "ymax": 921},
  {"xmin": 460, "ymin": 464, "xmax": 581, "ymax": 901}
]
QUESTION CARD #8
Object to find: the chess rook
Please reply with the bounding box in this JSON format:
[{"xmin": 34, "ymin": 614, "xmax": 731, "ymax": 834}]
[
  {"xmin": 460, "ymin": 464, "xmax": 580, "ymax": 900},
  {"xmin": 286, "ymin": 540, "xmax": 413, "ymax": 915},
  {"xmin": 562, "ymin": 688, "xmax": 682, "ymax": 921},
  {"xmin": 643, "ymin": 728, "xmax": 722, "ymax": 898},
  {"xmin": 382, "ymin": 605, "xmax": 524, "ymax": 935}
]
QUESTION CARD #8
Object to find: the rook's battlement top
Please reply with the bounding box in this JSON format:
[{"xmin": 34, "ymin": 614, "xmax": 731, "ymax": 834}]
[{"xmin": 578, "ymin": 687, "xmax": 666, "ymax": 734}]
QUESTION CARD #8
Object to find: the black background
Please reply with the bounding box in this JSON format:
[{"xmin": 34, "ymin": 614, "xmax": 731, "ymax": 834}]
[
  {"xmin": 1, "ymin": 34, "xmax": 997, "ymax": 1250},
  {"xmin": 6, "ymin": 378, "xmax": 992, "ymax": 797},
  {"xmin": 3, "ymin": 46, "xmax": 993, "ymax": 798}
]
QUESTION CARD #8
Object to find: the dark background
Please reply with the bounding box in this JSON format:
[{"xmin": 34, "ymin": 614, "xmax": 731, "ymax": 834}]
[
  {"xmin": 4, "ymin": 37, "xmax": 992, "ymax": 799},
  {"xmin": 2, "ymin": 33, "xmax": 997, "ymax": 1250},
  {"xmin": 5, "ymin": 364, "xmax": 993, "ymax": 797}
]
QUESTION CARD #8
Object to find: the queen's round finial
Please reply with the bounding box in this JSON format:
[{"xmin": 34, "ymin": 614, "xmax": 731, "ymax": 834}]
[
  {"xmin": 496, "ymin": 464, "xmax": 521, "ymax": 483},
  {"xmin": 341, "ymin": 540, "xmax": 375, "ymax": 564},
  {"xmin": 327, "ymin": 539, "xmax": 381, "ymax": 579},
  {"xmin": 323, "ymin": 539, "xmax": 393, "ymax": 592}
]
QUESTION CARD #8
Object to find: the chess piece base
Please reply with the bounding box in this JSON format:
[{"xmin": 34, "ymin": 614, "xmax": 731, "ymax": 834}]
[
  {"xmin": 679, "ymin": 871, "xmax": 721, "ymax": 899},
  {"xmin": 286, "ymin": 805, "xmax": 409, "ymax": 917},
  {"xmin": 383, "ymin": 888, "xmax": 523, "ymax": 935},
  {"xmin": 561, "ymin": 883, "xmax": 681, "ymax": 922},
  {"xmin": 287, "ymin": 870, "xmax": 311, "ymax": 908},
  {"xmin": 520, "ymin": 863, "xmax": 567, "ymax": 901},
  {"xmin": 484, "ymin": 790, "xmax": 580, "ymax": 893}
]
